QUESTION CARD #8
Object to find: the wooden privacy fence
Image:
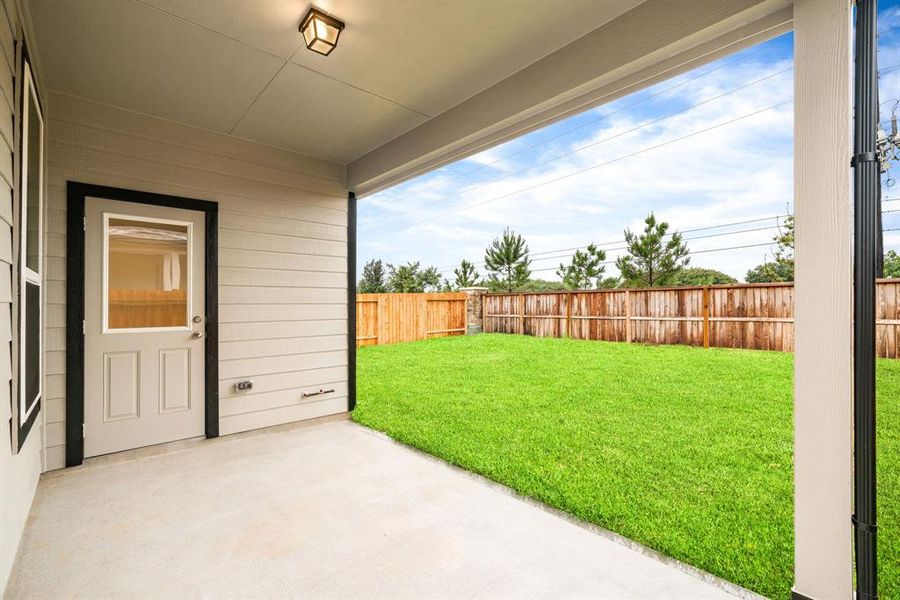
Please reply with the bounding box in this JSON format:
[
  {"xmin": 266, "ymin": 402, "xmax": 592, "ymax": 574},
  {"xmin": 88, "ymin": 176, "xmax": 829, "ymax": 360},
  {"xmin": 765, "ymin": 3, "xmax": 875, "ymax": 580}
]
[
  {"xmin": 356, "ymin": 293, "xmax": 467, "ymax": 347},
  {"xmin": 483, "ymin": 279, "xmax": 900, "ymax": 358}
]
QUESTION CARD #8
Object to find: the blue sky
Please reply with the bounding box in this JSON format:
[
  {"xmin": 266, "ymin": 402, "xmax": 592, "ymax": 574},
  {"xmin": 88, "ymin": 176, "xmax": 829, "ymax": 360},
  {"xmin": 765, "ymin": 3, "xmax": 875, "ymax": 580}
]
[{"xmin": 359, "ymin": 3, "xmax": 900, "ymax": 283}]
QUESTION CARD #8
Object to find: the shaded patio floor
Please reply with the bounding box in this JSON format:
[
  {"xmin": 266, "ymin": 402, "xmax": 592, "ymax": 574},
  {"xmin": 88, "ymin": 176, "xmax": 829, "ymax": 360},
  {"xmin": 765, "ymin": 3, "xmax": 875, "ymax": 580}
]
[{"xmin": 7, "ymin": 418, "xmax": 753, "ymax": 599}]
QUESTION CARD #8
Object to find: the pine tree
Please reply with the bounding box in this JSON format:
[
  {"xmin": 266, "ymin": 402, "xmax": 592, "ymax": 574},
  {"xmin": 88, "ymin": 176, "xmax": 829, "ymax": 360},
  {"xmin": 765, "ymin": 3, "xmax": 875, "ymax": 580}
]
[
  {"xmin": 556, "ymin": 244, "xmax": 607, "ymax": 289},
  {"xmin": 453, "ymin": 259, "xmax": 480, "ymax": 288},
  {"xmin": 616, "ymin": 213, "xmax": 689, "ymax": 287},
  {"xmin": 484, "ymin": 228, "xmax": 531, "ymax": 292}
]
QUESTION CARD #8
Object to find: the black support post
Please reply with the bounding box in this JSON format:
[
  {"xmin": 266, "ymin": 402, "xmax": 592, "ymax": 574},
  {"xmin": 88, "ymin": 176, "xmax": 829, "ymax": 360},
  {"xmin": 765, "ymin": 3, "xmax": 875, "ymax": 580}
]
[
  {"xmin": 853, "ymin": 1, "xmax": 879, "ymax": 598},
  {"xmin": 347, "ymin": 191, "xmax": 357, "ymax": 411}
]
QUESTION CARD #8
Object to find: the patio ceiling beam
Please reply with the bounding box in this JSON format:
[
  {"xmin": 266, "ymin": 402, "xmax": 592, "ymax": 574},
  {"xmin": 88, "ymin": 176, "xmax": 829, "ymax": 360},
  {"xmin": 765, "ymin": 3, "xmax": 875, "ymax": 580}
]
[
  {"xmin": 792, "ymin": 1, "xmax": 853, "ymax": 599},
  {"xmin": 348, "ymin": 0, "xmax": 792, "ymax": 197}
]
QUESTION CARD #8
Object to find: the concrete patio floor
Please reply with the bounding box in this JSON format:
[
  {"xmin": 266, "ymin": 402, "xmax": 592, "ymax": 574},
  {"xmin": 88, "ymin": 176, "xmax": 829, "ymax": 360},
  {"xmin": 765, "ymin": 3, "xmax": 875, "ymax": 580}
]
[{"xmin": 7, "ymin": 418, "xmax": 755, "ymax": 599}]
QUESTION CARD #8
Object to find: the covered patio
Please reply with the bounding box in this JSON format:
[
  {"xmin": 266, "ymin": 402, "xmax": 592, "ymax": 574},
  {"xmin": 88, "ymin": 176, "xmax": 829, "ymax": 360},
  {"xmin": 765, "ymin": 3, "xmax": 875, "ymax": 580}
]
[
  {"xmin": 6, "ymin": 419, "xmax": 749, "ymax": 599},
  {"xmin": 0, "ymin": 0, "xmax": 870, "ymax": 598}
]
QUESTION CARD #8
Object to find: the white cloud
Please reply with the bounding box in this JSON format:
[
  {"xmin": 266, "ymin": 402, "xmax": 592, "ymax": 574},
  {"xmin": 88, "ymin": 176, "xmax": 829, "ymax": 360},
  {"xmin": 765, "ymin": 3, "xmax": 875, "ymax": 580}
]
[{"xmin": 358, "ymin": 29, "xmax": 895, "ymax": 282}]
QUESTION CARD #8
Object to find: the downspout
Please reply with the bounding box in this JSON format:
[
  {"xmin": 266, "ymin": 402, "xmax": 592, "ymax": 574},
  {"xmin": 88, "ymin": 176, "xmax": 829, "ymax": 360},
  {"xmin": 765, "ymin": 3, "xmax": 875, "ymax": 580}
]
[
  {"xmin": 348, "ymin": 191, "xmax": 357, "ymax": 411},
  {"xmin": 852, "ymin": 0, "xmax": 879, "ymax": 598}
]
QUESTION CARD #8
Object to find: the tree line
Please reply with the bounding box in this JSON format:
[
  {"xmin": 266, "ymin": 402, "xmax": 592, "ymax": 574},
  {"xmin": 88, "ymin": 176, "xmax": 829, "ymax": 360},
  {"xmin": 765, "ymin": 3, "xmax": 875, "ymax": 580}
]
[{"xmin": 359, "ymin": 212, "xmax": 805, "ymax": 293}]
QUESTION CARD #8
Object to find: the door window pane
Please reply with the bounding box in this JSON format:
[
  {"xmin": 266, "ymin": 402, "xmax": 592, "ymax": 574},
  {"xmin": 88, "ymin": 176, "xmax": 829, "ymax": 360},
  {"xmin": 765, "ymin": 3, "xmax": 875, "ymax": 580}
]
[{"xmin": 106, "ymin": 217, "xmax": 189, "ymax": 329}]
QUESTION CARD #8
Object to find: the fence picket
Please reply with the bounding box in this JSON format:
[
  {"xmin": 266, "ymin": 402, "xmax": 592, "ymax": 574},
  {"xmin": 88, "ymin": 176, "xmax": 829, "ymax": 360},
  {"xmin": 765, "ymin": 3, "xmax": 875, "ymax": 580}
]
[
  {"xmin": 356, "ymin": 292, "xmax": 467, "ymax": 347},
  {"xmin": 482, "ymin": 280, "xmax": 900, "ymax": 358}
]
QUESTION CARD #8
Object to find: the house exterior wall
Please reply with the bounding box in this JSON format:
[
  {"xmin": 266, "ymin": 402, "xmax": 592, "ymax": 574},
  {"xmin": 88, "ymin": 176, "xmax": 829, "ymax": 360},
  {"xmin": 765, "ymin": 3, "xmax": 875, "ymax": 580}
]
[
  {"xmin": 43, "ymin": 92, "xmax": 350, "ymax": 471},
  {"xmin": 0, "ymin": 0, "xmax": 45, "ymax": 592}
]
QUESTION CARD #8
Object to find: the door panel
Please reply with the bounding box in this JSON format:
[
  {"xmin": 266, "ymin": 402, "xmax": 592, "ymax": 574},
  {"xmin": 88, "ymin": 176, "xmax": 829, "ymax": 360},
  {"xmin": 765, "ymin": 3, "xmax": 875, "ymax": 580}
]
[
  {"xmin": 159, "ymin": 348, "xmax": 191, "ymax": 413},
  {"xmin": 84, "ymin": 197, "xmax": 206, "ymax": 458},
  {"xmin": 103, "ymin": 351, "xmax": 139, "ymax": 422}
]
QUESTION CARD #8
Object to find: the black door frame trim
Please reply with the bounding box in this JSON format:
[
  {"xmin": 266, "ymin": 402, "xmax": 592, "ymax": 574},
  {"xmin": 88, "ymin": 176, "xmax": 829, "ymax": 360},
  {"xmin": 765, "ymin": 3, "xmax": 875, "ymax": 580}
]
[{"xmin": 65, "ymin": 182, "xmax": 219, "ymax": 467}]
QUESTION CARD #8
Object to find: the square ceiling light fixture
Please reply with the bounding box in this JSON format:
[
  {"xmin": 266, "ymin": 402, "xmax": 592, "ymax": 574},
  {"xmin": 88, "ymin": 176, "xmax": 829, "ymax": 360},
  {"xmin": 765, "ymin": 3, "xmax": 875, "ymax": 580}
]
[{"xmin": 300, "ymin": 7, "xmax": 345, "ymax": 56}]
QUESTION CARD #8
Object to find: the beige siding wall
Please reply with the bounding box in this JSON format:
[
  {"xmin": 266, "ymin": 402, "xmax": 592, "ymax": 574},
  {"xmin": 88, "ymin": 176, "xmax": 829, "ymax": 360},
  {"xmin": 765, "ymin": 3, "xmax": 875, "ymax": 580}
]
[
  {"xmin": 44, "ymin": 92, "xmax": 349, "ymax": 471},
  {"xmin": 0, "ymin": 0, "xmax": 44, "ymax": 592}
]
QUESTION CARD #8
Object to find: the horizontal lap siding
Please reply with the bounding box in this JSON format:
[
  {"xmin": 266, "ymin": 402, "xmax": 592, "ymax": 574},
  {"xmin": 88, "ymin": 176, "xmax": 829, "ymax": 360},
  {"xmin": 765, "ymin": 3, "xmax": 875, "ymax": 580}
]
[
  {"xmin": 3, "ymin": 0, "xmax": 46, "ymax": 592},
  {"xmin": 0, "ymin": 36, "xmax": 9, "ymax": 472},
  {"xmin": 0, "ymin": 0, "xmax": 14, "ymax": 582},
  {"xmin": 44, "ymin": 93, "xmax": 348, "ymax": 468}
]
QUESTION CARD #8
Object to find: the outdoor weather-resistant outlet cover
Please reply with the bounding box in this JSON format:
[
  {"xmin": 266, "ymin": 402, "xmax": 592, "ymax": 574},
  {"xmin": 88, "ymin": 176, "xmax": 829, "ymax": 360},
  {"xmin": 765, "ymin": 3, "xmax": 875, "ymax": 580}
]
[{"xmin": 235, "ymin": 380, "xmax": 253, "ymax": 391}]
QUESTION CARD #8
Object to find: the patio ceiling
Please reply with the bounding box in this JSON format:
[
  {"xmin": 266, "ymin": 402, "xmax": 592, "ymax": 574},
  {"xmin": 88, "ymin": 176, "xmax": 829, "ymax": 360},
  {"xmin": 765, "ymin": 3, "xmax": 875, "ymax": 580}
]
[
  {"xmin": 26, "ymin": 0, "xmax": 641, "ymax": 164},
  {"xmin": 26, "ymin": 0, "xmax": 793, "ymax": 195}
]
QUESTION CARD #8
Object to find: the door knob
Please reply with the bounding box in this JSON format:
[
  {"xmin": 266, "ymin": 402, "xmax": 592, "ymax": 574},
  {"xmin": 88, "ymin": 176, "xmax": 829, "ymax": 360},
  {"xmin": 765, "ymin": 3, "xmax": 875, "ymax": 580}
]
[{"xmin": 192, "ymin": 331, "xmax": 204, "ymax": 340}]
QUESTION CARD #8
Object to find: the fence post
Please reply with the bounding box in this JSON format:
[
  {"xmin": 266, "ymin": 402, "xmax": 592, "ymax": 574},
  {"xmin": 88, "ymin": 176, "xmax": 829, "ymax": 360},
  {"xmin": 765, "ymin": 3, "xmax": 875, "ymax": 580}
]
[
  {"xmin": 461, "ymin": 287, "xmax": 489, "ymax": 334},
  {"xmin": 519, "ymin": 294, "xmax": 526, "ymax": 335},
  {"xmin": 566, "ymin": 292, "xmax": 573, "ymax": 338},
  {"xmin": 703, "ymin": 286, "xmax": 710, "ymax": 349},
  {"xmin": 624, "ymin": 289, "xmax": 632, "ymax": 343}
]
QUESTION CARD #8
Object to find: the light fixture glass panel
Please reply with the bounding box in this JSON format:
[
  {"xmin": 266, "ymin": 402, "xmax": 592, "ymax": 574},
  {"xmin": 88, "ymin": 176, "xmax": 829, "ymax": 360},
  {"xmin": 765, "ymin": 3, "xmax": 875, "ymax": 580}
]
[
  {"xmin": 300, "ymin": 8, "xmax": 343, "ymax": 56},
  {"xmin": 310, "ymin": 39, "xmax": 334, "ymax": 55},
  {"xmin": 323, "ymin": 27, "xmax": 339, "ymax": 44},
  {"xmin": 302, "ymin": 23, "xmax": 316, "ymax": 46},
  {"xmin": 314, "ymin": 17, "xmax": 330, "ymax": 40}
]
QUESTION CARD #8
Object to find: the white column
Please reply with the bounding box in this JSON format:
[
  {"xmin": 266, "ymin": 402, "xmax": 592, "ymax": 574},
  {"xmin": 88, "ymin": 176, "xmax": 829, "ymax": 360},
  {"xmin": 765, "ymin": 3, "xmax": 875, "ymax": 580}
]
[{"xmin": 793, "ymin": 1, "xmax": 853, "ymax": 599}]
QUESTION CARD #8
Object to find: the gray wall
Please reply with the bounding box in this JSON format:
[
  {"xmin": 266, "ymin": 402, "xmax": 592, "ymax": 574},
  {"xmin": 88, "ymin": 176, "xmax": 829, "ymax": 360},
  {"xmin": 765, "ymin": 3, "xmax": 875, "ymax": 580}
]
[
  {"xmin": 0, "ymin": 0, "xmax": 44, "ymax": 591},
  {"xmin": 44, "ymin": 92, "xmax": 350, "ymax": 470}
]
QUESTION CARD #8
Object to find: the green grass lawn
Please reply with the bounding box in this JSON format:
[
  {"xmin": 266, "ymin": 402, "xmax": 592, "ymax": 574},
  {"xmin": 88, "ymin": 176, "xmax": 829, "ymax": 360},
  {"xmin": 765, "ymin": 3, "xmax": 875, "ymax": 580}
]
[{"xmin": 354, "ymin": 334, "xmax": 900, "ymax": 600}]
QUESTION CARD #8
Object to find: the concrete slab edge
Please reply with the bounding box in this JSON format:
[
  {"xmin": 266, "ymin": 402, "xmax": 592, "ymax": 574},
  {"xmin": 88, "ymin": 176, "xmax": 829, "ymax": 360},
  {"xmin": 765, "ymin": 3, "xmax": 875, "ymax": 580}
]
[
  {"xmin": 350, "ymin": 421, "xmax": 769, "ymax": 600},
  {"xmin": 41, "ymin": 412, "xmax": 352, "ymax": 478}
]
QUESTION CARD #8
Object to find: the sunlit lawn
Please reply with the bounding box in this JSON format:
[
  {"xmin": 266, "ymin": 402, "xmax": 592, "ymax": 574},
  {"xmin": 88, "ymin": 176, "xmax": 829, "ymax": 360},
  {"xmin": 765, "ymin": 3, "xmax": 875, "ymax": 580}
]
[{"xmin": 354, "ymin": 334, "xmax": 899, "ymax": 599}]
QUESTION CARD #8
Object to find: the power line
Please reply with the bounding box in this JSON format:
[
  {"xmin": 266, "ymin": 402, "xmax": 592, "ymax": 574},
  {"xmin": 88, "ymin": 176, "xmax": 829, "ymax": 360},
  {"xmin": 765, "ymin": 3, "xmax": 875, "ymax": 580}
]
[
  {"xmin": 480, "ymin": 214, "xmax": 791, "ymax": 264},
  {"xmin": 440, "ymin": 44, "xmax": 780, "ymax": 181},
  {"xmin": 436, "ymin": 206, "xmax": 900, "ymax": 274},
  {"xmin": 379, "ymin": 55, "xmax": 900, "ymax": 227},
  {"xmin": 400, "ymin": 100, "xmax": 793, "ymax": 233},
  {"xmin": 378, "ymin": 44, "xmax": 781, "ymax": 197},
  {"xmin": 369, "ymin": 69, "xmax": 792, "ymax": 225},
  {"xmin": 528, "ymin": 224, "xmax": 789, "ymax": 265},
  {"xmin": 441, "ymin": 217, "xmax": 789, "ymax": 270},
  {"xmin": 526, "ymin": 241, "xmax": 777, "ymax": 274}
]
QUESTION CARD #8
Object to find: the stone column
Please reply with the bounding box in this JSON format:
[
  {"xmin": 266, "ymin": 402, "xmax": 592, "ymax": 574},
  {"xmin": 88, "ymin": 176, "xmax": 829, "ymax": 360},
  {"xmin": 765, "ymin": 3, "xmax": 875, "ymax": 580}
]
[{"xmin": 460, "ymin": 287, "xmax": 489, "ymax": 334}]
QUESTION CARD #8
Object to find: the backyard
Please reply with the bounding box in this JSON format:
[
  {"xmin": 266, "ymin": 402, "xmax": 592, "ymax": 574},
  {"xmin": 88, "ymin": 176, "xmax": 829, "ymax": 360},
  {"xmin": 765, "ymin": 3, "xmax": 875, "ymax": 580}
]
[{"xmin": 354, "ymin": 334, "xmax": 900, "ymax": 600}]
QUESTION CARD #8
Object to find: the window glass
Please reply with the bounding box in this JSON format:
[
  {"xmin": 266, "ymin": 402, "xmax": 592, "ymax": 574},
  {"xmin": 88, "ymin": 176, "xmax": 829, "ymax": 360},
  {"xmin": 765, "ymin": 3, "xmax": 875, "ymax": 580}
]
[
  {"xmin": 106, "ymin": 218, "xmax": 190, "ymax": 329},
  {"xmin": 17, "ymin": 60, "xmax": 43, "ymax": 443},
  {"xmin": 25, "ymin": 93, "xmax": 41, "ymax": 273},
  {"xmin": 23, "ymin": 282, "xmax": 39, "ymax": 415}
]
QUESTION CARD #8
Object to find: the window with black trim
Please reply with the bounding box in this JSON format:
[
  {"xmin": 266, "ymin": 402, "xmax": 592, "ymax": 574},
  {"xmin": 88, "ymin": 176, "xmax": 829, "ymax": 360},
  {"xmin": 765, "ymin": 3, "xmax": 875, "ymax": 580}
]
[{"xmin": 16, "ymin": 56, "xmax": 43, "ymax": 449}]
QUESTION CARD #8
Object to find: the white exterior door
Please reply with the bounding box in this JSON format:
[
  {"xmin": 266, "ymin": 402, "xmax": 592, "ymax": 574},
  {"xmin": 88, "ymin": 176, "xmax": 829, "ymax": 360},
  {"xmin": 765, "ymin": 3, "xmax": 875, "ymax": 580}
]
[{"xmin": 83, "ymin": 197, "xmax": 206, "ymax": 458}]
